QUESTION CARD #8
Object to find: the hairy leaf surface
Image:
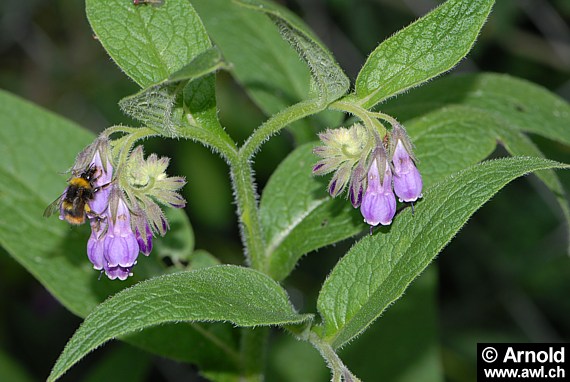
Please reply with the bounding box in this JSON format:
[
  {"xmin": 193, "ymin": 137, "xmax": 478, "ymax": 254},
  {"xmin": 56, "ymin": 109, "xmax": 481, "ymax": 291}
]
[
  {"xmin": 48, "ymin": 266, "xmax": 311, "ymax": 381},
  {"xmin": 356, "ymin": 0, "xmax": 494, "ymax": 108}
]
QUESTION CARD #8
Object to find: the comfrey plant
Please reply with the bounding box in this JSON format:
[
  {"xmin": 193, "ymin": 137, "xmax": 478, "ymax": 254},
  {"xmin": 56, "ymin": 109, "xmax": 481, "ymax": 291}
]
[{"xmin": 1, "ymin": 0, "xmax": 569, "ymax": 381}]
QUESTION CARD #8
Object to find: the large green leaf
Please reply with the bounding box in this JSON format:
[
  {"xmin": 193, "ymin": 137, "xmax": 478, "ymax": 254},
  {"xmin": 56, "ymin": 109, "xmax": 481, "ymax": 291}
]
[
  {"xmin": 260, "ymin": 144, "xmax": 363, "ymax": 281},
  {"xmin": 86, "ymin": 0, "xmax": 211, "ymax": 87},
  {"xmin": 405, "ymin": 106, "xmax": 497, "ymax": 189},
  {"xmin": 382, "ymin": 73, "xmax": 570, "ymax": 147},
  {"xmin": 191, "ymin": 0, "xmax": 309, "ymax": 113},
  {"xmin": 48, "ymin": 265, "xmax": 311, "ymax": 382},
  {"xmin": 355, "ymin": 0, "xmax": 494, "ymax": 108},
  {"xmin": 317, "ymin": 157, "xmax": 569, "ymax": 348}
]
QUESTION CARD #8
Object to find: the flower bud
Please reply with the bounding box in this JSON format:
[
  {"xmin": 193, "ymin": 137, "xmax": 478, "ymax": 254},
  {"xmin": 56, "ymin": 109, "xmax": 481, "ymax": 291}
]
[
  {"xmin": 348, "ymin": 163, "xmax": 366, "ymax": 208},
  {"xmin": 328, "ymin": 163, "xmax": 351, "ymax": 197},
  {"xmin": 136, "ymin": 223, "xmax": 153, "ymax": 256},
  {"xmin": 87, "ymin": 221, "xmax": 106, "ymax": 270},
  {"xmin": 391, "ymin": 124, "xmax": 422, "ymax": 202}
]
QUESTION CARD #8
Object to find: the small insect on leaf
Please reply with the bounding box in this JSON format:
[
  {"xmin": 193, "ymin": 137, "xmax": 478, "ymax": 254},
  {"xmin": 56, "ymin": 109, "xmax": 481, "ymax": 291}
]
[{"xmin": 133, "ymin": 0, "xmax": 164, "ymax": 6}]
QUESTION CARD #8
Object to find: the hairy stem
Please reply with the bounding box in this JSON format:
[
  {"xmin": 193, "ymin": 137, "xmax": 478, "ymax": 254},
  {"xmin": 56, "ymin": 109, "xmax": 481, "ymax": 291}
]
[
  {"xmin": 178, "ymin": 120, "xmax": 238, "ymax": 164},
  {"xmin": 241, "ymin": 100, "xmax": 324, "ymax": 159},
  {"xmin": 309, "ymin": 331, "xmax": 361, "ymax": 382},
  {"xmin": 330, "ymin": 99, "xmax": 387, "ymax": 137},
  {"xmin": 230, "ymin": 99, "xmax": 327, "ymax": 271},
  {"xmin": 240, "ymin": 327, "xmax": 269, "ymax": 381},
  {"xmin": 230, "ymin": 155, "xmax": 266, "ymax": 271}
]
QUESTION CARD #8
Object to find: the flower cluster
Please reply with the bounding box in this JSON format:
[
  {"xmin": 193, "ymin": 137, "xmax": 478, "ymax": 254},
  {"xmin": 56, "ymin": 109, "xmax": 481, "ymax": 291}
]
[
  {"xmin": 314, "ymin": 123, "xmax": 422, "ymax": 230},
  {"xmin": 63, "ymin": 136, "xmax": 186, "ymax": 280}
]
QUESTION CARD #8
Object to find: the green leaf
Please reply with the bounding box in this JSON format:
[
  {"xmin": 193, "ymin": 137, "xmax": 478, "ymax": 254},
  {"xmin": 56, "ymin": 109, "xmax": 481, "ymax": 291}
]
[
  {"xmin": 183, "ymin": 75, "xmax": 230, "ymax": 140},
  {"xmin": 382, "ymin": 73, "xmax": 570, "ymax": 146},
  {"xmin": 119, "ymin": 83, "xmax": 182, "ymax": 137},
  {"xmin": 192, "ymin": 0, "xmax": 309, "ymax": 112},
  {"xmin": 82, "ymin": 345, "xmax": 150, "ymax": 382},
  {"xmin": 260, "ymin": 144, "xmax": 363, "ymax": 281},
  {"xmin": 405, "ymin": 106, "xmax": 497, "ymax": 189},
  {"xmin": 168, "ymin": 46, "xmax": 229, "ymax": 83},
  {"xmin": 317, "ymin": 157, "xmax": 569, "ymax": 348},
  {"xmin": 236, "ymin": 0, "xmax": 350, "ymax": 106},
  {"xmin": 0, "ymin": 348, "xmax": 34, "ymax": 382},
  {"xmin": 355, "ymin": 0, "xmax": 494, "ymax": 108},
  {"xmin": 86, "ymin": 0, "xmax": 211, "ymax": 87},
  {"xmin": 123, "ymin": 322, "xmax": 240, "ymax": 375},
  {"xmin": 48, "ymin": 265, "xmax": 311, "ymax": 382},
  {"xmin": 189, "ymin": 249, "xmax": 222, "ymax": 270},
  {"xmin": 341, "ymin": 268, "xmax": 442, "ymax": 382},
  {"xmin": 118, "ymin": 47, "xmax": 226, "ymax": 137}
]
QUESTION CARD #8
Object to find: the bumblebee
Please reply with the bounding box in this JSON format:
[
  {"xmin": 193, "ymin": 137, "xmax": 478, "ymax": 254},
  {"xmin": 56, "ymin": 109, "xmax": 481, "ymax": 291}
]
[{"xmin": 44, "ymin": 165, "xmax": 103, "ymax": 225}]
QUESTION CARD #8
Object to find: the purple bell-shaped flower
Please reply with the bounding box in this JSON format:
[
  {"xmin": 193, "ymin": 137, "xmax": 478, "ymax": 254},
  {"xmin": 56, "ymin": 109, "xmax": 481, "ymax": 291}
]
[
  {"xmin": 392, "ymin": 140, "xmax": 423, "ymax": 202},
  {"xmin": 360, "ymin": 150, "xmax": 397, "ymax": 227},
  {"xmin": 391, "ymin": 125, "xmax": 423, "ymax": 203},
  {"xmin": 103, "ymin": 198, "xmax": 139, "ymax": 278}
]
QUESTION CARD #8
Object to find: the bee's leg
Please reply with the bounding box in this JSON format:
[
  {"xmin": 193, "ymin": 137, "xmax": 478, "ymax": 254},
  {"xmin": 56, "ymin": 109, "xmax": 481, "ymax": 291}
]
[
  {"xmin": 85, "ymin": 204, "xmax": 107, "ymax": 222},
  {"xmin": 93, "ymin": 181, "xmax": 112, "ymax": 193}
]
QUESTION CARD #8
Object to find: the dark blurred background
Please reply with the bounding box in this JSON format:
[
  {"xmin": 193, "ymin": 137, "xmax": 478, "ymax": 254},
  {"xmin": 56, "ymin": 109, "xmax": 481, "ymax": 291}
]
[{"xmin": 0, "ymin": 0, "xmax": 569, "ymax": 381}]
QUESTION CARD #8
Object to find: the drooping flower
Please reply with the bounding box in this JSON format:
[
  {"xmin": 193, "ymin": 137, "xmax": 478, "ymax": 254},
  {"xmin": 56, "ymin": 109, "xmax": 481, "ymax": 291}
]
[
  {"xmin": 360, "ymin": 148, "xmax": 396, "ymax": 227},
  {"xmin": 86, "ymin": 187, "xmax": 137, "ymax": 280},
  {"xmin": 87, "ymin": 219, "xmax": 107, "ymax": 271},
  {"xmin": 102, "ymin": 193, "xmax": 140, "ymax": 280},
  {"xmin": 390, "ymin": 124, "xmax": 423, "ymax": 203}
]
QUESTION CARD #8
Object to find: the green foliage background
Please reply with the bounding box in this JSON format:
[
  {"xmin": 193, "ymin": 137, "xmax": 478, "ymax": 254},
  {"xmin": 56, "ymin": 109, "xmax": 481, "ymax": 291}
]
[{"xmin": 0, "ymin": 0, "xmax": 569, "ymax": 381}]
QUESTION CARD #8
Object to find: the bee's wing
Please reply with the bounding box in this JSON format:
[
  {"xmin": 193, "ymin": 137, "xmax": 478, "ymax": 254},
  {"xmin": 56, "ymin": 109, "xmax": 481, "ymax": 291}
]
[{"xmin": 43, "ymin": 194, "xmax": 64, "ymax": 218}]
